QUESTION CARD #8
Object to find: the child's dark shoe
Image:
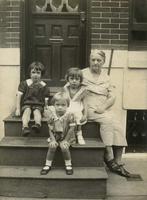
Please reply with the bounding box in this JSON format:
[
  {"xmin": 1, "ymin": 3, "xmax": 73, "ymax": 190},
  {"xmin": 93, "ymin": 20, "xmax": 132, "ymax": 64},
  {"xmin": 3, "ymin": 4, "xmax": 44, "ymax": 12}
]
[
  {"xmin": 65, "ymin": 166, "xmax": 73, "ymax": 175},
  {"xmin": 40, "ymin": 165, "xmax": 51, "ymax": 175},
  {"xmin": 32, "ymin": 123, "xmax": 41, "ymax": 133},
  {"xmin": 22, "ymin": 127, "xmax": 30, "ymax": 137}
]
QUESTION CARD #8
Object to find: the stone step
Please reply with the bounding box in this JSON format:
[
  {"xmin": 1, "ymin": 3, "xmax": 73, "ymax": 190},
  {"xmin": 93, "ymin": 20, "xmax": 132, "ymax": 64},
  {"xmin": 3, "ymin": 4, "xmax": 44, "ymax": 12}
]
[
  {"xmin": 4, "ymin": 115, "xmax": 100, "ymax": 138},
  {"xmin": 0, "ymin": 165, "xmax": 107, "ymax": 199},
  {"xmin": 0, "ymin": 137, "xmax": 105, "ymax": 167}
]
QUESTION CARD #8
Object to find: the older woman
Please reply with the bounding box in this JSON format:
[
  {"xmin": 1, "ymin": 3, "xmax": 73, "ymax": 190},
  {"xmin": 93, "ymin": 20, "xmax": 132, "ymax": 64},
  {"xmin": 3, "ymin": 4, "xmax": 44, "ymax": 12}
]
[{"xmin": 82, "ymin": 49, "xmax": 130, "ymax": 177}]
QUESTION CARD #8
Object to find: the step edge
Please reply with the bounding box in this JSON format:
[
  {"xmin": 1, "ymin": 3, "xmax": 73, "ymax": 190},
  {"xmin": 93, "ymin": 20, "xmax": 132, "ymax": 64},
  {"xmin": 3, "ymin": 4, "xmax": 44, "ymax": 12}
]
[
  {"xmin": 0, "ymin": 137, "xmax": 105, "ymax": 148},
  {"xmin": 0, "ymin": 166, "xmax": 108, "ymax": 180}
]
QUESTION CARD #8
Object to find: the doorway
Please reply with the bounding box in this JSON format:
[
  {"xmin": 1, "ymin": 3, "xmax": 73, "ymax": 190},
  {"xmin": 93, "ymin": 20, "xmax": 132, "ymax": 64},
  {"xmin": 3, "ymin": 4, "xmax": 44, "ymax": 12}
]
[{"xmin": 21, "ymin": 0, "xmax": 89, "ymax": 88}]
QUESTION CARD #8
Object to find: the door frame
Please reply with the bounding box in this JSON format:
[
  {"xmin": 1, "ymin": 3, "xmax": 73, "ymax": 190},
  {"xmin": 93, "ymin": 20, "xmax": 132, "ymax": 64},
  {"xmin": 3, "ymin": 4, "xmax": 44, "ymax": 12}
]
[{"xmin": 20, "ymin": 0, "xmax": 91, "ymax": 83}]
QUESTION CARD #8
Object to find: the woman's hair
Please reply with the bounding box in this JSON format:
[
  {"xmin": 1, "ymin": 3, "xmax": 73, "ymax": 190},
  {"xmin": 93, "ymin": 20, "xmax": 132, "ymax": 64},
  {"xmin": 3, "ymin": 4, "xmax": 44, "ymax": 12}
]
[
  {"xmin": 51, "ymin": 91, "xmax": 70, "ymax": 106},
  {"xmin": 65, "ymin": 67, "xmax": 83, "ymax": 83},
  {"xmin": 90, "ymin": 49, "xmax": 106, "ymax": 62},
  {"xmin": 29, "ymin": 61, "xmax": 46, "ymax": 76}
]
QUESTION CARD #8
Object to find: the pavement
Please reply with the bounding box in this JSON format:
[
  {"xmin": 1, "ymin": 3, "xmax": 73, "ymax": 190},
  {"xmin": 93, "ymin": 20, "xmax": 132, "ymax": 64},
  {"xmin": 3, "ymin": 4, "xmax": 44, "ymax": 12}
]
[
  {"xmin": 107, "ymin": 153, "xmax": 147, "ymax": 200},
  {"xmin": 0, "ymin": 153, "xmax": 147, "ymax": 200}
]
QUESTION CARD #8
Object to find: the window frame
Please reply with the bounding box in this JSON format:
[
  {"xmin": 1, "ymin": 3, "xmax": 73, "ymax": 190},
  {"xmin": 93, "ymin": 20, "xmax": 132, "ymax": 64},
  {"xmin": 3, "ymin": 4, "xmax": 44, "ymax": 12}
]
[{"xmin": 129, "ymin": 0, "xmax": 147, "ymax": 50}]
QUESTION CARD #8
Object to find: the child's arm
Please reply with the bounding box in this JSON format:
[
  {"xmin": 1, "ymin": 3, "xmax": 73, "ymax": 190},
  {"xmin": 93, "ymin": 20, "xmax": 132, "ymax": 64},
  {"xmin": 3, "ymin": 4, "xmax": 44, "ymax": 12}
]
[
  {"xmin": 48, "ymin": 128, "xmax": 58, "ymax": 148},
  {"xmin": 15, "ymin": 91, "xmax": 23, "ymax": 116}
]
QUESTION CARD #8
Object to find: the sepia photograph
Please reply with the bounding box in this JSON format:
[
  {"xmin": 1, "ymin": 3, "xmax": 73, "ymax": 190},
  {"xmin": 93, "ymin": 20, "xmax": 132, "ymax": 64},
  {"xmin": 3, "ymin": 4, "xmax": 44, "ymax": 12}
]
[{"xmin": 0, "ymin": 0, "xmax": 147, "ymax": 199}]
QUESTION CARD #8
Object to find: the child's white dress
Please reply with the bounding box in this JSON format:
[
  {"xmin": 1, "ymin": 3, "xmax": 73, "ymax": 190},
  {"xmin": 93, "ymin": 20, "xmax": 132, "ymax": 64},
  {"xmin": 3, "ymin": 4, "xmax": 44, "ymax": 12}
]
[{"xmin": 64, "ymin": 84, "xmax": 87, "ymax": 125}]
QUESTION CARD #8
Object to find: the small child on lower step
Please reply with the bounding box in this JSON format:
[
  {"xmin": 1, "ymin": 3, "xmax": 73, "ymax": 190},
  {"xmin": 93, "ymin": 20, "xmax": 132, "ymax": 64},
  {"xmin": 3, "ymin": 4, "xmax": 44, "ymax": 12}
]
[
  {"xmin": 41, "ymin": 92, "xmax": 76, "ymax": 175},
  {"xmin": 63, "ymin": 67, "xmax": 87, "ymax": 145}
]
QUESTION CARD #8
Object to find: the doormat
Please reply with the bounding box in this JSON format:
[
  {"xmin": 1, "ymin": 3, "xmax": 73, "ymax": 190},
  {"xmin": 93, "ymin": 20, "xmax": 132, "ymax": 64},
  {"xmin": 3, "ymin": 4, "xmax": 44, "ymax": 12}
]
[{"xmin": 126, "ymin": 174, "xmax": 143, "ymax": 181}]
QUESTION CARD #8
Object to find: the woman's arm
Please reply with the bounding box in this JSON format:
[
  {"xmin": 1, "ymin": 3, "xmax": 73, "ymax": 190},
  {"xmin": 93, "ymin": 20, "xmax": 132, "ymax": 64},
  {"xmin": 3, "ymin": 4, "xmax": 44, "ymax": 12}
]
[{"xmin": 105, "ymin": 86, "xmax": 116, "ymax": 109}]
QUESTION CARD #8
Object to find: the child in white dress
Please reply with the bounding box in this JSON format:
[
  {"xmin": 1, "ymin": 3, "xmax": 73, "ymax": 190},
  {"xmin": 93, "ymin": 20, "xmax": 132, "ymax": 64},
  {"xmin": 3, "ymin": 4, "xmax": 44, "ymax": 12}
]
[{"xmin": 64, "ymin": 68, "xmax": 87, "ymax": 145}]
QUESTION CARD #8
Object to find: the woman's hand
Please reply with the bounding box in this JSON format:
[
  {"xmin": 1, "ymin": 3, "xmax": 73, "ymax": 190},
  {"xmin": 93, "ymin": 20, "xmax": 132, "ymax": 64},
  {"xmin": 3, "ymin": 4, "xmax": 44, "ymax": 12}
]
[{"xmin": 95, "ymin": 105, "xmax": 106, "ymax": 114}]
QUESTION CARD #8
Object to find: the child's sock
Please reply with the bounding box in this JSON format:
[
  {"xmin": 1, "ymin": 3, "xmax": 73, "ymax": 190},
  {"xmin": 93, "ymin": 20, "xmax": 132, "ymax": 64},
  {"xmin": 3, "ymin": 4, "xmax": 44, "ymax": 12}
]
[
  {"xmin": 45, "ymin": 160, "xmax": 52, "ymax": 167},
  {"xmin": 65, "ymin": 160, "xmax": 73, "ymax": 175},
  {"xmin": 65, "ymin": 160, "xmax": 72, "ymax": 168},
  {"xmin": 77, "ymin": 130, "xmax": 85, "ymax": 145}
]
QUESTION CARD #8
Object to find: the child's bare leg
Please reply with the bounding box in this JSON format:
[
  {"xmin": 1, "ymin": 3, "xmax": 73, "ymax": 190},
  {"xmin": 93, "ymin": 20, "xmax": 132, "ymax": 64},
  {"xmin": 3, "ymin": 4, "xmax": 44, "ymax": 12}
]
[
  {"xmin": 22, "ymin": 107, "xmax": 31, "ymax": 128},
  {"xmin": 77, "ymin": 125, "xmax": 85, "ymax": 145},
  {"xmin": 40, "ymin": 144, "xmax": 57, "ymax": 175},
  {"xmin": 60, "ymin": 142, "xmax": 73, "ymax": 175},
  {"xmin": 32, "ymin": 109, "xmax": 42, "ymax": 133},
  {"xmin": 22, "ymin": 107, "xmax": 31, "ymax": 136},
  {"xmin": 33, "ymin": 109, "xmax": 41, "ymax": 125}
]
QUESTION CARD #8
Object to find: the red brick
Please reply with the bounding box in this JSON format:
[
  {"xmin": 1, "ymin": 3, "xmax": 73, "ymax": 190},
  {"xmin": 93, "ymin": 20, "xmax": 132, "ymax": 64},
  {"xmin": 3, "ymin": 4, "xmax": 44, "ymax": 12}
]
[
  {"xmin": 120, "ymin": 34, "xmax": 128, "ymax": 39},
  {"xmin": 91, "ymin": 39, "xmax": 110, "ymax": 44},
  {"xmin": 101, "ymin": 24, "xmax": 119, "ymax": 29},
  {"xmin": 120, "ymin": 23, "xmax": 128, "ymax": 29},
  {"xmin": 94, "ymin": 29, "xmax": 110, "ymax": 34},
  {"xmin": 102, "ymin": 2, "xmax": 119, "ymax": 7},
  {"xmin": 111, "ymin": 18, "xmax": 128, "ymax": 23},
  {"xmin": 111, "ymin": 39, "xmax": 128, "ymax": 44},
  {"xmin": 111, "ymin": 29, "xmax": 128, "ymax": 34},
  {"xmin": 120, "ymin": 2, "xmax": 129, "ymax": 7},
  {"xmin": 102, "ymin": 12, "xmax": 119, "ymax": 18},
  {"xmin": 92, "ymin": 17, "xmax": 109, "ymax": 23},
  {"xmin": 120, "ymin": 13, "xmax": 129, "ymax": 18},
  {"xmin": 91, "ymin": 13, "xmax": 101, "ymax": 17},
  {"xmin": 101, "ymin": 34, "xmax": 119, "ymax": 39},
  {"xmin": 92, "ymin": 7, "xmax": 110, "ymax": 12},
  {"xmin": 111, "ymin": 7, "xmax": 128, "ymax": 12}
]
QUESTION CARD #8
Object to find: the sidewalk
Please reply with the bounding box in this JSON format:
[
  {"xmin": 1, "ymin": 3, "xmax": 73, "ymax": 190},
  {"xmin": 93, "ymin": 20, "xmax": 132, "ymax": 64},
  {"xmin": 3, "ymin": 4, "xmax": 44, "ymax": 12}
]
[
  {"xmin": 107, "ymin": 153, "xmax": 147, "ymax": 200},
  {"xmin": 0, "ymin": 153, "xmax": 147, "ymax": 200}
]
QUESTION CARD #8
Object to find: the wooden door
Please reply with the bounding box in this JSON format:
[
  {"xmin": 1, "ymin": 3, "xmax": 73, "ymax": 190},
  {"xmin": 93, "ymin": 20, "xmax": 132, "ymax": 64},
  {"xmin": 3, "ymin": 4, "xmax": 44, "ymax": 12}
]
[{"xmin": 24, "ymin": 0, "xmax": 87, "ymax": 87}]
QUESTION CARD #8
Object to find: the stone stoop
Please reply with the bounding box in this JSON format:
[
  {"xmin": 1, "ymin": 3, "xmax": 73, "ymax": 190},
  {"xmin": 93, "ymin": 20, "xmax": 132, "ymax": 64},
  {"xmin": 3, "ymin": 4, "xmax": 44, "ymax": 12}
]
[
  {"xmin": 4, "ymin": 115, "xmax": 100, "ymax": 138},
  {"xmin": 0, "ymin": 166, "xmax": 107, "ymax": 199},
  {"xmin": 0, "ymin": 115, "xmax": 108, "ymax": 199}
]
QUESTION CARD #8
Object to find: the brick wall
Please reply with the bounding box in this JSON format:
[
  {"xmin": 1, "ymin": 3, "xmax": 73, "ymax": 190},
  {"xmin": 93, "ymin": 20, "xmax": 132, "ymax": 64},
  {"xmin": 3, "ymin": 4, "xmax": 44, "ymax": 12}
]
[
  {"xmin": 0, "ymin": 0, "xmax": 21, "ymax": 48},
  {"xmin": 91, "ymin": 0, "xmax": 129, "ymax": 50}
]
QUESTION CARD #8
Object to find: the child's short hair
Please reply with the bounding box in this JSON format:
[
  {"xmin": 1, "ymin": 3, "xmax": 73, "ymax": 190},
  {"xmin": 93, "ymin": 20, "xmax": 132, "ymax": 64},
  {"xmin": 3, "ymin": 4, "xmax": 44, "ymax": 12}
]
[
  {"xmin": 65, "ymin": 67, "xmax": 83, "ymax": 82},
  {"xmin": 29, "ymin": 61, "xmax": 45, "ymax": 76},
  {"xmin": 51, "ymin": 91, "xmax": 70, "ymax": 106}
]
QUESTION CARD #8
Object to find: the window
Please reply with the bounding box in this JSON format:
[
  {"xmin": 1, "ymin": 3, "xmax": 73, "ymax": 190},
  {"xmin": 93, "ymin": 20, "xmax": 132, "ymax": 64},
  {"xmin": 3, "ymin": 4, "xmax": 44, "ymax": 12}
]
[
  {"xmin": 32, "ymin": 0, "xmax": 79, "ymax": 13},
  {"xmin": 129, "ymin": 0, "xmax": 147, "ymax": 50}
]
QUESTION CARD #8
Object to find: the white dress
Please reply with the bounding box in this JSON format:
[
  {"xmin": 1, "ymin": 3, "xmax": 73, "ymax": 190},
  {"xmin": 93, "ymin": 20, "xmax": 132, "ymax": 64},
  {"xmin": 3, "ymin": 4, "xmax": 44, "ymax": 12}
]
[
  {"xmin": 64, "ymin": 84, "xmax": 87, "ymax": 125},
  {"xmin": 82, "ymin": 68, "xmax": 127, "ymax": 146}
]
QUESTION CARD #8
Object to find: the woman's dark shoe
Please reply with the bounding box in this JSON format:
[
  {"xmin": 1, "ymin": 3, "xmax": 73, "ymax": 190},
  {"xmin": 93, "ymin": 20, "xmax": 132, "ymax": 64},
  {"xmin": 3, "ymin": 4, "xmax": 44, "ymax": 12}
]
[
  {"xmin": 104, "ymin": 159, "xmax": 130, "ymax": 177},
  {"xmin": 40, "ymin": 165, "xmax": 51, "ymax": 175},
  {"xmin": 22, "ymin": 127, "xmax": 30, "ymax": 137},
  {"xmin": 32, "ymin": 123, "xmax": 41, "ymax": 133},
  {"xmin": 118, "ymin": 164, "xmax": 131, "ymax": 177},
  {"xmin": 65, "ymin": 166, "xmax": 73, "ymax": 175}
]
